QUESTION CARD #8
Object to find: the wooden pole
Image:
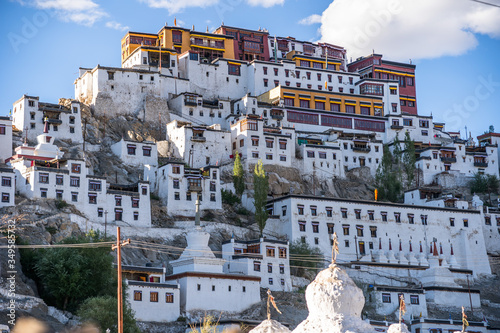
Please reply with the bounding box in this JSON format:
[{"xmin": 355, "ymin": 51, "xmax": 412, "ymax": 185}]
[{"xmin": 112, "ymin": 227, "xmax": 130, "ymax": 333}]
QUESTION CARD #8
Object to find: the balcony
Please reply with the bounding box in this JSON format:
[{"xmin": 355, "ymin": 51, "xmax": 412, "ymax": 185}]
[
  {"xmin": 474, "ymin": 162, "xmax": 488, "ymax": 167},
  {"xmin": 191, "ymin": 136, "xmax": 206, "ymax": 142},
  {"xmin": 390, "ymin": 125, "xmax": 403, "ymax": 130},
  {"xmin": 352, "ymin": 146, "xmax": 371, "ymax": 153},
  {"xmin": 440, "ymin": 157, "xmax": 457, "ymax": 163},
  {"xmin": 188, "ymin": 184, "xmax": 202, "ymax": 192},
  {"xmin": 271, "ymin": 112, "xmax": 284, "ymax": 120}
]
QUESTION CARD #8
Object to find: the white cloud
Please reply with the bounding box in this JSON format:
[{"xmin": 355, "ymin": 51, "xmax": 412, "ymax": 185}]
[
  {"xmin": 106, "ymin": 21, "xmax": 130, "ymax": 31},
  {"xmin": 140, "ymin": 0, "xmax": 219, "ymax": 14},
  {"xmin": 298, "ymin": 14, "xmax": 321, "ymax": 25},
  {"xmin": 18, "ymin": 0, "xmax": 107, "ymax": 26},
  {"xmin": 317, "ymin": 0, "xmax": 500, "ymax": 61},
  {"xmin": 246, "ymin": 0, "xmax": 284, "ymax": 7}
]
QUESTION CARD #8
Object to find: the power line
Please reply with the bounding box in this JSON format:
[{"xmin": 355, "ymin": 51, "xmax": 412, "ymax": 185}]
[{"xmin": 471, "ymin": 0, "xmax": 500, "ymax": 8}]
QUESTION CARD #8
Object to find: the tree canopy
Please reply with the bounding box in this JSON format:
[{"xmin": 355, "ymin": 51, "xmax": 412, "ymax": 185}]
[
  {"xmin": 78, "ymin": 296, "xmax": 140, "ymax": 333},
  {"xmin": 233, "ymin": 151, "xmax": 245, "ymax": 198},
  {"xmin": 253, "ymin": 160, "xmax": 269, "ymax": 236}
]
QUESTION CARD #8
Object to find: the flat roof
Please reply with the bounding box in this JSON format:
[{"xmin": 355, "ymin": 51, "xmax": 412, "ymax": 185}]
[{"xmin": 267, "ymin": 194, "xmax": 481, "ymax": 214}]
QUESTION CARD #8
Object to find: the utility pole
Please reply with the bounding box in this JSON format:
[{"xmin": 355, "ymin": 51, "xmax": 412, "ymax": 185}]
[
  {"xmin": 104, "ymin": 210, "xmax": 108, "ymax": 239},
  {"xmin": 112, "ymin": 227, "xmax": 130, "ymax": 333},
  {"xmin": 354, "ymin": 235, "xmax": 359, "ymax": 261}
]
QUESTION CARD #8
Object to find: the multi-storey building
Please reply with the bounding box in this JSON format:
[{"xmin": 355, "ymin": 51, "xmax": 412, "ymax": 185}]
[
  {"xmin": 0, "ymin": 116, "xmax": 12, "ymax": 163},
  {"xmin": 146, "ymin": 161, "xmax": 221, "ymax": 216},
  {"xmin": 167, "ymin": 94, "xmax": 232, "ymax": 128},
  {"xmin": 478, "ymin": 132, "xmax": 500, "ymax": 172},
  {"xmin": 0, "ymin": 166, "xmax": 15, "ymax": 208},
  {"xmin": 12, "ymin": 95, "xmax": 83, "ymax": 143},
  {"xmin": 265, "ymin": 195, "xmax": 491, "ymax": 278},
  {"xmin": 348, "ymin": 54, "xmax": 417, "ymax": 115},
  {"xmin": 222, "ymin": 238, "xmax": 292, "ymax": 292},
  {"xmin": 122, "ymin": 265, "xmax": 180, "ymax": 323},
  {"xmin": 111, "ymin": 138, "xmax": 158, "ymax": 167},
  {"xmin": 214, "ymin": 25, "xmax": 270, "ymax": 61},
  {"xmin": 166, "ymin": 120, "xmax": 231, "ymax": 168},
  {"xmin": 121, "ymin": 25, "xmax": 235, "ymax": 66},
  {"xmin": 8, "ymin": 124, "xmax": 151, "ymax": 227},
  {"xmin": 230, "ymin": 116, "xmax": 295, "ymax": 169}
]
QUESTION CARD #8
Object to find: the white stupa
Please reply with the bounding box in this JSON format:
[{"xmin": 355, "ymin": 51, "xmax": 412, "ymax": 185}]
[
  {"xmin": 387, "ymin": 323, "xmax": 410, "ymax": 333},
  {"xmin": 292, "ymin": 264, "xmax": 376, "ymax": 333},
  {"xmin": 249, "ymin": 320, "xmax": 292, "ymax": 333}
]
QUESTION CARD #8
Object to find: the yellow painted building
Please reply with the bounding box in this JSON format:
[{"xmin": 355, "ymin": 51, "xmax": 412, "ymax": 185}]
[
  {"xmin": 121, "ymin": 25, "xmax": 235, "ymax": 66},
  {"xmin": 286, "ymin": 51, "xmax": 342, "ymax": 71},
  {"xmin": 258, "ymin": 86, "xmax": 384, "ymax": 117}
]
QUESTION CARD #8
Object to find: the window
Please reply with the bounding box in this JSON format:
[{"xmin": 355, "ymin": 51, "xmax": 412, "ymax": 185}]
[
  {"xmin": 284, "ymin": 98, "xmax": 294, "ymax": 106},
  {"xmin": 150, "ymin": 292, "xmax": 158, "ymax": 302},
  {"xmin": 410, "ymin": 295, "xmax": 419, "ymax": 305},
  {"xmin": 70, "ymin": 176, "xmax": 80, "ymax": 187},
  {"xmin": 173, "ymin": 179, "xmax": 180, "ymax": 189},
  {"xmin": 279, "ymin": 247, "xmax": 287, "ymax": 258},
  {"xmin": 228, "ymin": 64, "xmax": 241, "ymax": 76},
  {"xmin": 407, "ymin": 77, "xmax": 414, "ymax": 86},
  {"xmin": 143, "ymin": 146, "xmax": 152, "ymax": 157},
  {"xmin": 142, "ymin": 186, "xmax": 148, "ymax": 195},
  {"xmin": 266, "ymin": 154, "xmax": 273, "ymax": 160},
  {"xmin": 263, "ymin": 79, "xmax": 268, "ymax": 87},
  {"xmin": 298, "ymin": 205, "xmax": 304, "ymax": 215},
  {"xmin": 172, "ymin": 166, "xmax": 181, "ymax": 174},
  {"xmin": 300, "ymin": 99, "xmax": 310, "ymax": 108},
  {"xmin": 326, "ymin": 207, "xmax": 333, "ymax": 217},
  {"xmin": 341, "ymin": 208, "xmax": 348, "ymax": 218},
  {"xmin": 56, "ymin": 190, "xmax": 63, "ymax": 200},
  {"xmin": 421, "ymin": 215, "xmax": 428, "ymax": 225},
  {"xmin": 88, "ymin": 193, "xmax": 97, "ymax": 204},
  {"xmin": 463, "ymin": 219, "xmax": 468, "ymax": 227},
  {"xmin": 299, "ymin": 221, "xmax": 306, "ymax": 232},
  {"xmin": 197, "ymin": 284, "xmax": 201, "ymax": 291},
  {"xmin": 368, "ymin": 210, "xmax": 374, "ymax": 220},
  {"xmin": 39, "ymin": 173, "xmax": 49, "ymax": 184},
  {"xmin": 134, "ymin": 291, "xmax": 142, "ymax": 301},
  {"xmin": 70, "ymin": 127, "xmax": 75, "ymax": 134},
  {"xmin": 279, "ymin": 140, "xmax": 287, "ymax": 150},
  {"xmin": 71, "ymin": 192, "xmax": 78, "ymax": 202},
  {"xmin": 1, "ymin": 193, "xmax": 10, "ymax": 203},
  {"xmin": 134, "ymin": 211, "xmax": 139, "ymax": 221},
  {"xmin": 394, "ymin": 213, "xmax": 401, "ymax": 223},
  {"xmin": 392, "ymin": 103, "xmax": 398, "ymax": 113},
  {"xmin": 115, "ymin": 208, "xmax": 123, "ymax": 221},
  {"xmin": 115, "ymin": 195, "xmax": 122, "ymax": 206},
  {"xmin": 330, "ymin": 103, "xmax": 340, "ymax": 112},
  {"xmin": 403, "ymin": 118, "xmax": 413, "ymax": 126},
  {"xmin": 266, "ymin": 138, "xmax": 274, "ymax": 148},
  {"xmin": 165, "ymin": 293, "xmax": 174, "ymax": 303},
  {"xmin": 450, "ymin": 218, "xmax": 455, "ymax": 227},
  {"xmin": 327, "ymin": 223, "xmax": 334, "ymax": 234},
  {"xmin": 345, "ymin": 105, "xmax": 355, "ymax": 113},
  {"xmin": 382, "ymin": 293, "xmax": 391, "ymax": 303},
  {"xmin": 40, "ymin": 188, "xmax": 47, "ymax": 198},
  {"xmin": 268, "ymin": 263, "xmax": 273, "ymax": 273},
  {"xmin": 240, "ymin": 139, "xmax": 245, "ymax": 147},
  {"xmin": 89, "ymin": 180, "xmax": 101, "ymax": 191},
  {"xmin": 311, "ymin": 206, "xmax": 317, "ymax": 216},
  {"xmin": 307, "ymin": 151, "xmax": 315, "ymax": 158},
  {"xmin": 1, "ymin": 177, "xmax": 12, "ymax": 187},
  {"xmin": 370, "ymin": 226, "xmax": 377, "ymax": 237},
  {"xmin": 266, "ymin": 246, "xmax": 275, "ymax": 257},
  {"xmin": 342, "ymin": 225, "xmax": 349, "ymax": 235},
  {"xmin": 422, "ymin": 130, "xmax": 428, "ymax": 136},
  {"xmin": 174, "ymin": 192, "xmax": 180, "ymax": 200},
  {"xmin": 254, "ymin": 261, "xmax": 261, "ymax": 271},
  {"xmin": 127, "ymin": 144, "xmax": 136, "ymax": 155},
  {"xmin": 251, "ymin": 136, "xmax": 259, "ymax": 146},
  {"xmin": 269, "ymin": 278, "xmax": 274, "ymax": 285},
  {"xmin": 408, "ymin": 214, "xmax": 414, "ymax": 224},
  {"xmin": 355, "ymin": 209, "xmax": 361, "ymax": 219},
  {"xmin": 312, "ymin": 222, "xmax": 319, "ymax": 233},
  {"xmin": 345, "ymin": 240, "xmax": 349, "ymax": 247},
  {"xmin": 263, "ymin": 67, "xmax": 268, "ymax": 75},
  {"xmin": 315, "ymin": 101, "xmax": 325, "ymax": 110},
  {"xmin": 108, "ymin": 71, "xmax": 115, "ymax": 80},
  {"xmin": 252, "ymin": 152, "xmax": 259, "ymax": 158},
  {"xmin": 356, "ymin": 225, "xmax": 363, "ymax": 237},
  {"xmin": 210, "ymin": 193, "xmax": 216, "ymax": 202},
  {"xmin": 381, "ymin": 212, "xmax": 388, "ymax": 222},
  {"xmin": 97, "ymin": 208, "xmax": 103, "ymax": 217},
  {"xmin": 279, "ymin": 155, "xmax": 286, "ymax": 162},
  {"xmin": 132, "ymin": 198, "xmax": 140, "ymax": 208}
]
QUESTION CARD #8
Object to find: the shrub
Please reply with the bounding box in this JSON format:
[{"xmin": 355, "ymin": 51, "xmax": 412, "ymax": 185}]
[{"xmin": 221, "ymin": 189, "xmax": 241, "ymax": 205}]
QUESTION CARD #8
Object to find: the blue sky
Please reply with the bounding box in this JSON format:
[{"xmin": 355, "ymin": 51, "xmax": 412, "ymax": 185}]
[{"xmin": 1, "ymin": 0, "xmax": 499, "ymax": 139}]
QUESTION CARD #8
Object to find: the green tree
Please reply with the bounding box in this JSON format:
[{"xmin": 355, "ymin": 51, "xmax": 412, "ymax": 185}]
[
  {"xmin": 78, "ymin": 296, "xmax": 140, "ymax": 333},
  {"xmin": 233, "ymin": 152, "xmax": 245, "ymax": 198},
  {"xmin": 375, "ymin": 145, "xmax": 402, "ymax": 202},
  {"xmin": 393, "ymin": 133, "xmax": 402, "ymax": 166},
  {"xmin": 402, "ymin": 131, "xmax": 417, "ymax": 189},
  {"xmin": 486, "ymin": 174, "xmax": 500, "ymax": 205},
  {"xmin": 289, "ymin": 240, "xmax": 324, "ymax": 277},
  {"xmin": 33, "ymin": 232, "xmax": 115, "ymax": 312},
  {"xmin": 253, "ymin": 160, "xmax": 269, "ymax": 236},
  {"xmin": 470, "ymin": 172, "xmax": 487, "ymax": 194}
]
